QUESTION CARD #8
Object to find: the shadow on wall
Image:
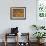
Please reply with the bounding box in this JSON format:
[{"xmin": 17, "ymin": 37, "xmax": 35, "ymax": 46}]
[{"xmin": 2, "ymin": 28, "xmax": 11, "ymax": 34}]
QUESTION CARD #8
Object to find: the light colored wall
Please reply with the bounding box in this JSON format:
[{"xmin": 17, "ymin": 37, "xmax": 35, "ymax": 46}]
[{"xmin": 0, "ymin": 0, "xmax": 36, "ymax": 33}]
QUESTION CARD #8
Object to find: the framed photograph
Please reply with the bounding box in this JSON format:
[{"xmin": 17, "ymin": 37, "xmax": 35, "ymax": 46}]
[{"xmin": 10, "ymin": 7, "xmax": 26, "ymax": 20}]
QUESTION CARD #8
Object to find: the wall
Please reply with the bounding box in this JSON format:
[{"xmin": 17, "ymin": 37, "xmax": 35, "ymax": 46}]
[{"xmin": 0, "ymin": 0, "xmax": 37, "ymax": 42}]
